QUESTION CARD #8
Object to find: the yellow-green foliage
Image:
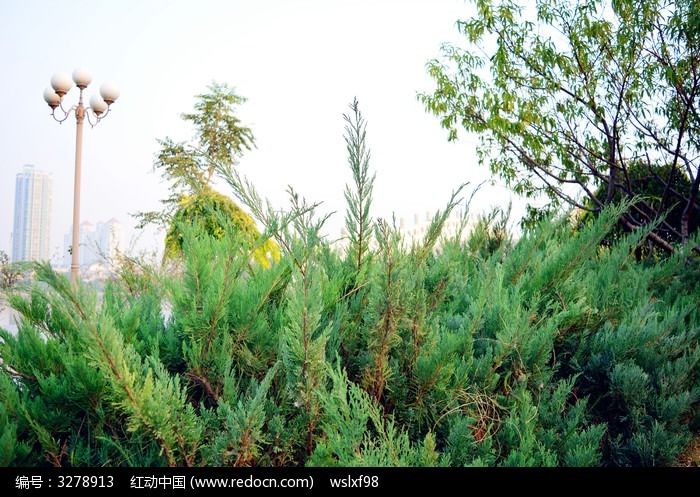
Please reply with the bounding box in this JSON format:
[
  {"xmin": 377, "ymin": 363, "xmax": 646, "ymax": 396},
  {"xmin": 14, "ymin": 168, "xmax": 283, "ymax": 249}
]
[{"xmin": 164, "ymin": 188, "xmax": 280, "ymax": 267}]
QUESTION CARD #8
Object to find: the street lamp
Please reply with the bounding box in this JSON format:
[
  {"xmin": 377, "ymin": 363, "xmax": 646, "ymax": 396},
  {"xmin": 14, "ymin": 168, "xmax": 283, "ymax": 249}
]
[{"xmin": 43, "ymin": 69, "xmax": 119, "ymax": 285}]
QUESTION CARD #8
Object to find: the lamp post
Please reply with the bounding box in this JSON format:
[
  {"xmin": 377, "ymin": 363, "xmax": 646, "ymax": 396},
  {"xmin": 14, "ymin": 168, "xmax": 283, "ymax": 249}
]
[{"xmin": 43, "ymin": 69, "xmax": 119, "ymax": 285}]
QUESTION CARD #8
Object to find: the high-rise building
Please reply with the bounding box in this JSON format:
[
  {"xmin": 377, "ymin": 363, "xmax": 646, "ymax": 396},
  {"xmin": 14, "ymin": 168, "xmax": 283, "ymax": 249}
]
[
  {"xmin": 97, "ymin": 218, "xmax": 123, "ymax": 262},
  {"xmin": 62, "ymin": 218, "xmax": 123, "ymax": 269},
  {"xmin": 11, "ymin": 165, "xmax": 52, "ymax": 262},
  {"xmin": 79, "ymin": 221, "xmax": 98, "ymax": 267}
]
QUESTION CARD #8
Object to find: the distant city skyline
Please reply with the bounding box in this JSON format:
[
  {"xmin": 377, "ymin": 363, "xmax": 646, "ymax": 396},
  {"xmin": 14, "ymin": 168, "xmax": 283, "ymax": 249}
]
[
  {"xmin": 11, "ymin": 165, "xmax": 52, "ymax": 262},
  {"xmin": 62, "ymin": 218, "xmax": 123, "ymax": 269}
]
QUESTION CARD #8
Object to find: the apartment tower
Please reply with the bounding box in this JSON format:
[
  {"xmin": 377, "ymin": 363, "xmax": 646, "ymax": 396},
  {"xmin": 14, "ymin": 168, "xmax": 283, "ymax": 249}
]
[{"xmin": 11, "ymin": 165, "xmax": 52, "ymax": 262}]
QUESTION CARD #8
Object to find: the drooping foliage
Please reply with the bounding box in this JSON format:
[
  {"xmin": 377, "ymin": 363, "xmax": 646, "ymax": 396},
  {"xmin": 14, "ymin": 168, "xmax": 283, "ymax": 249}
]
[
  {"xmin": 1, "ymin": 101, "xmax": 698, "ymax": 468},
  {"xmin": 421, "ymin": 0, "xmax": 700, "ymax": 253}
]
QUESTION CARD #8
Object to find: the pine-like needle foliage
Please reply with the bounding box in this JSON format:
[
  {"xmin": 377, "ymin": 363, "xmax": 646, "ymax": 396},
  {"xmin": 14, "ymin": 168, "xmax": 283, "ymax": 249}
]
[
  {"xmin": 1, "ymin": 101, "xmax": 699, "ymax": 467},
  {"xmin": 343, "ymin": 98, "xmax": 375, "ymax": 283}
]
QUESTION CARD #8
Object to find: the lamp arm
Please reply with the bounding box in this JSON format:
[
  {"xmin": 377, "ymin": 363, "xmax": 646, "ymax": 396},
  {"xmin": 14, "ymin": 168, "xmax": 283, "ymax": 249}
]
[
  {"xmin": 59, "ymin": 97, "xmax": 70, "ymax": 114},
  {"xmin": 85, "ymin": 105, "xmax": 111, "ymax": 128},
  {"xmin": 51, "ymin": 103, "xmax": 75, "ymax": 124}
]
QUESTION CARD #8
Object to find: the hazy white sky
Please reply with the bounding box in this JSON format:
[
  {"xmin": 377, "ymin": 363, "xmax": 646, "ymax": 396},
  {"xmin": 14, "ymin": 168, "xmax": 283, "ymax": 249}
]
[{"xmin": 0, "ymin": 0, "xmax": 526, "ymax": 259}]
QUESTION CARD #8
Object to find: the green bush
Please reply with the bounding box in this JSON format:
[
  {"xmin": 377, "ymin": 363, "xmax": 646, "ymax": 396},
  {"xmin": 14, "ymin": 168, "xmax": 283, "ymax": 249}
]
[
  {"xmin": 164, "ymin": 187, "xmax": 280, "ymax": 268},
  {"xmin": 1, "ymin": 105, "xmax": 698, "ymax": 468}
]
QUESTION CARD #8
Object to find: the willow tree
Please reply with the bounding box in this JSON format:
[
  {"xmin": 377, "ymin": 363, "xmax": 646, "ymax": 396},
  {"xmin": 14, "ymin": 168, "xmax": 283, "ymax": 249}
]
[
  {"xmin": 422, "ymin": 0, "xmax": 700, "ymax": 253},
  {"xmin": 136, "ymin": 82, "xmax": 279, "ymax": 264}
]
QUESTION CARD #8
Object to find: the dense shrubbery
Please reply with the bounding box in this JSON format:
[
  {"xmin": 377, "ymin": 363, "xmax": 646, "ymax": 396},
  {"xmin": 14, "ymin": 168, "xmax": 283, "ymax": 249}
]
[{"xmin": 1, "ymin": 106, "xmax": 698, "ymax": 468}]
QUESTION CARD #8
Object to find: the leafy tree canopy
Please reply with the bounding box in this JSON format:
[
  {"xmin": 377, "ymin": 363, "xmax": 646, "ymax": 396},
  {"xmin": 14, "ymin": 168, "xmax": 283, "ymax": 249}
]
[{"xmin": 422, "ymin": 0, "xmax": 700, "ymax": 253}]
